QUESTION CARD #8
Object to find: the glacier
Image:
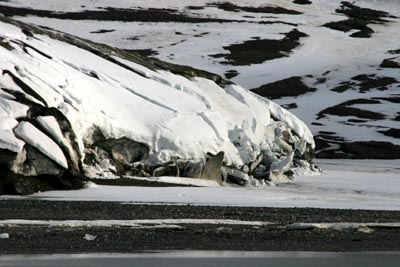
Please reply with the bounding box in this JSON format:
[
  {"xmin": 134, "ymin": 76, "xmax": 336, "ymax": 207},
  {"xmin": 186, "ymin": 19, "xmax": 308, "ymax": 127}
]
[{"xmin": 0, "ymin": 16, "xmax": 317, "ymax": 194}]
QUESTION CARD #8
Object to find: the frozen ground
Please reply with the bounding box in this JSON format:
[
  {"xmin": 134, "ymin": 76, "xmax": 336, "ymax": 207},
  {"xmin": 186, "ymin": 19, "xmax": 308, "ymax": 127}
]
[{"xmin": 28, "ymin": 159, "xmax": 400, "ymax": 210}]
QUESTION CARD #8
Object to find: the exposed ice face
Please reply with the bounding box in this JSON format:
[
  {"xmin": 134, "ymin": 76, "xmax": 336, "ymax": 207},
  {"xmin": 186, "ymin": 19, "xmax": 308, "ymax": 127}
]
[{"xmin": 0, "ymin": 16, "xmax": 316, "ymax": 194}]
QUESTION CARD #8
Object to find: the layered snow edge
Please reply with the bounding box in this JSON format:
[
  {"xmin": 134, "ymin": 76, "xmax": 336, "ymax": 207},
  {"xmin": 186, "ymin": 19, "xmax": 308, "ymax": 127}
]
[{"xmin": 0, "ymin": 16, "xmax": 317, "ymax": 194}]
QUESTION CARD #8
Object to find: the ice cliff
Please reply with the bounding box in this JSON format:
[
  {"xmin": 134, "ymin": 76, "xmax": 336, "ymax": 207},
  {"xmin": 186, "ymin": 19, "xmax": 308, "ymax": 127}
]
[{"xmin": 0, "ymin": 16, "xmax": 317, "ymax": 194}]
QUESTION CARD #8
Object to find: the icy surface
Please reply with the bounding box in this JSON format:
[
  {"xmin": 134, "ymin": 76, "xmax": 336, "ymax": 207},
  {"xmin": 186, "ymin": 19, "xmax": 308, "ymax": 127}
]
[
  {"xmin": 0, "ymin": 17, "xmax": 314, "ymax": 176},
  {"xmin": 27, "ymin": 160, "xmax": 400, "ymax": 210},
  {"xmin": 5, "ymin": 0, "xmax": 399, "ymax": 152}
]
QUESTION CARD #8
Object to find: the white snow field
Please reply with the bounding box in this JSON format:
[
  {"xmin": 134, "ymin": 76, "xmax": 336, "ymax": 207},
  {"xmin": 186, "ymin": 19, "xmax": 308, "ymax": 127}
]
[{"xmin": 28, "ymin": 159, "xmax": 400, "ymax": 210}]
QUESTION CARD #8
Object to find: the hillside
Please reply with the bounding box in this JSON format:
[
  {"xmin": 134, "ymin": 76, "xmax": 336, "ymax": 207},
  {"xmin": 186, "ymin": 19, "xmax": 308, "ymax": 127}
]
[
  {"xmin": 0, "ymin": 15, "xmax": 315, "ymax": 194},
  {"xmin": 1, "ymin": 0, "xmax": 398, "ymax": 158}
]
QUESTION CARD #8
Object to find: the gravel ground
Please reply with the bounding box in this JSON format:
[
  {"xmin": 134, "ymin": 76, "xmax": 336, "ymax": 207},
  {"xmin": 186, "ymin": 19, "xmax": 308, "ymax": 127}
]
[{"xmin": 0, "ymin": 199, "xmax": 400, "ymax": 254}]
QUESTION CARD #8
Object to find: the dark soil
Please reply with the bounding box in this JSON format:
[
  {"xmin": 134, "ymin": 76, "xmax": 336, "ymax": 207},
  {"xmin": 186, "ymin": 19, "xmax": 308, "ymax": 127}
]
[
  {"xmin": 123, "ymin": 49, "xmax": 159, "ymax": 57},
  {"xmin": 311, "ymin": 122, "xmax": 324, "ymax": 126},
  {"xmin": 337, "ymin": 1, "xmax": 394, "ymax": 22},
  {"xmin": 224, "ymin": 70, "xmax": 239, "ymax": 79},
  {"xmin": 209, "ymin": 29, "xmax": 308, "ymax": 66},
  {"xmin": 186, "ymin": 6, "xmax": 205, "ymax": 10},
  {"xmin": 281, "ymin": 103, "xmax": 298, "ymax": 110},
  {"xmin": 293, "ymin": 0, "xmax": 312, "ymax": 5},
  {"xmin": 208, "ymin": 2, "xmax": 302, "ymax": 15},
  {"xmin": 2, "ymin": 225, "xmax": 400, "ymax": 254},
  {"xmin": 258, "ymin": 20, "xmax": 298, "ymax": 26},
  {"xmin": 317, "ymin": 140, "xmax": 400, "ymax": 159},
  {"xmin": 388, "ymin": 49, "xmax": 400, "ymax": 55},
  {"xmin": 318, "ymin": 106, "xmax": 384, "ymax": 120},
  {"xmin": 379, "ymin": 128, "xmax": 400, "ymax": 139},
  {"xmin": 374, "ymin": 96, "xmax": 400, "ymax": 103},
  {"xmin": 251, "ymin": 76, "xmax": 316, "ymax": 99},
  {"xmin": 1, "ymin": 199, "xmax": 400, "ymax": 254},
  {"xmin": 347, "ymin": 119, "xmax": 368, "ymax": 123},
  {"xmin": 324, "ymin": 19, "xmax": 374, "ymax": 38},
  {"xmin": 0, "ymin": 5, "xmax": 237, "ymax": 23},
  {"xmin": 323, "ymin": 1, "xmax": 395, "ymax": 38},
  {"xmin": 380, "ymin": 58, "xmax": 400, "ymax": 68},
  {"xmin": 317, "ymin": 98, "xmax": 384, "ymax": 120},
  {"xmin": 2, "ymin": 199, "xmax": 400, "ymax": 223},
  {"xmin": 331, "ymin": 75, "xmax": 398, "ymax": 93},
  {"xmin": 89, "ymin": 29, "xmax": 115, "ymax": 34},
  {"xmin": 339, "ymin": 141, "xmax": 400, "ymax": 159},
  {"xmin": 351, "ymin": 75, "xmax": 398, "ymax": 92},
  {"xmin": 341, "ymin": 98, "xmax": 381, "ymax": 105},
  {"xmin": 331, "ymin": 81, "xmax": 356, "ymax": 93}
]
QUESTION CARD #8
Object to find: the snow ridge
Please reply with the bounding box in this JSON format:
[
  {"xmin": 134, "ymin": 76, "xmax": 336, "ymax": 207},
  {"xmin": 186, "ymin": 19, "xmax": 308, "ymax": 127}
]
[{"xmin": 0, "ymin": 15, "xmax": 316, "ymax": 194}]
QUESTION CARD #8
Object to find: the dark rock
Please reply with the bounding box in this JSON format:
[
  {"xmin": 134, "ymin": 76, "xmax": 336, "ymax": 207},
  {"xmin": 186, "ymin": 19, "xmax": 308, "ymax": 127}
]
[
  {"xmin": 315, "ymin": 77, "xmax": 327, "ymax": 84},
  {"xmin": 374, "ymin": 97, "xmax": 400, "ymax": 104},
  {"xmin": 123, "ymin": 49, "xmax": 158, "ymax": 57},
  {"xmin": 12, "ymin": 145, "xmax": 64, "ymax": 176},
  {"xmin": 388, "ymin": 49, "xmax": 400, "ymax": 55},
  {"xmin": 152, "ymin": 164, "xmax": 180, "ymax": 177},
  {"xmin": 316, "ymin": 139, "xmax": 400, "ymax": 159},
  {"xmin": 201, "ymin": 151, "xmax": 224, "ymax": 184},
  {"xmin": 324, "ymin": 19, "xmax": 374, "ymax": 38},
  {"xmin": 249, "ymin": 154, "xmax": 264, "ymax": 174},
  {"xmin": 222, "ymin": 167, "xmax": 248, "ymax": 186},
  {"xmin": 318, "ymin": 98, "xmax": 384, "ymax": 120},
  {"xmin": 252, "ymin": 76, "xmax": 316, "ymax": 99},
  {"xmin": 323, "ymin": 2, "xmax": 394, "ymax": 38},
  {"xmin": 350, "ymin": 75, "xmax": 398, "ymax": 93},
  {"xmin": 311, "ymin": 122, "xmax": 324, "ymax": 126},
  {"xmin": 0, "ymin": 5, "xmax": 237, "ymax": 23},
  {"xmin": 208, "ymin": 2, "xmax": 302, "ymax": 15},
  {"xmin": 319, "ymin": 131, "xmax": 336, "ymax": 135},
  {"xmin": 186, "ymin": 6, "xmax": 204, "ymax": 10},
  {"xmin": 293, "ymin": 0, "xmax": 311, "ymax": 5},
  {"xmin": 331, "ymin": 81, "xmax": 355, "ymax": 93},
  {"xmin": 209, "ymin": 29, "xmax": 308, "ymax": 66},
  {"xmin": 340, "ymin": 141, "xmax": 400, "ymax": 159},
  {"xmin": 380, "ymin": 58, "xmax": 400, "ymax": 68},
  {"xmin": 224, "ymin": 70, "xmax": 239, "ymax": 79},
  {"xmin": 0, "ymin": 169, "xmax": 84, "ymax": 195},
  {"xmin": 90, "ymin": 29, "xmax": 115, "ymax": 34},
  {"xmin": 341, "ymin": 98, "xmax": 381, "ymax": 105},
  {"xmin": 0, "ymin": 148, "xmax": 17, "ymax": 167},
  {"xmin": 84, "ymin": 127, "xmax": 149, "ymax": 175},
  {"xmin": 183, "ymin": 161, "xmax": 204, "ymax": 178},
  {"xmin": 281, "ymin": 103, "xmax": 298, "ymax": 110},
  {"xmin": 350, "ymin": 27, "xmax": 374, "ymax": 38},
  {"xmin": 347, "ymin": 119, "xmax": 368, "ymax": 123},
  {"xmin": 318, "ymin": 106, "xmax": 385, "ymax": 120},
  {"xmin": 379, "ymin": 128, "xmax": 400, "ymax": 139},
  {"xmin": 337, "ymin": 2, "xmax": 394, "ymax": 22}
]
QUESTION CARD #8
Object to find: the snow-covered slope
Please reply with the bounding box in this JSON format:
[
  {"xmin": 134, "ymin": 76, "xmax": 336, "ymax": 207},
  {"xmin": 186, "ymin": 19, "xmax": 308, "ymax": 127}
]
[
  {"xmin": 2, "ymin": 0, "xmax": 398, "ymax": 159},
  {"xmin": 0, "ymin": 16, "xmax": 316, "ymax": 194}
]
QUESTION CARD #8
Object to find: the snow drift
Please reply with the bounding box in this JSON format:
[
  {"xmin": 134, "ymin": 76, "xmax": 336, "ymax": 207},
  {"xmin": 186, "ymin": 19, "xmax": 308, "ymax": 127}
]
[{"xmin": 0, "ymin": 16, "xmax": 317, "ymax": 194}]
